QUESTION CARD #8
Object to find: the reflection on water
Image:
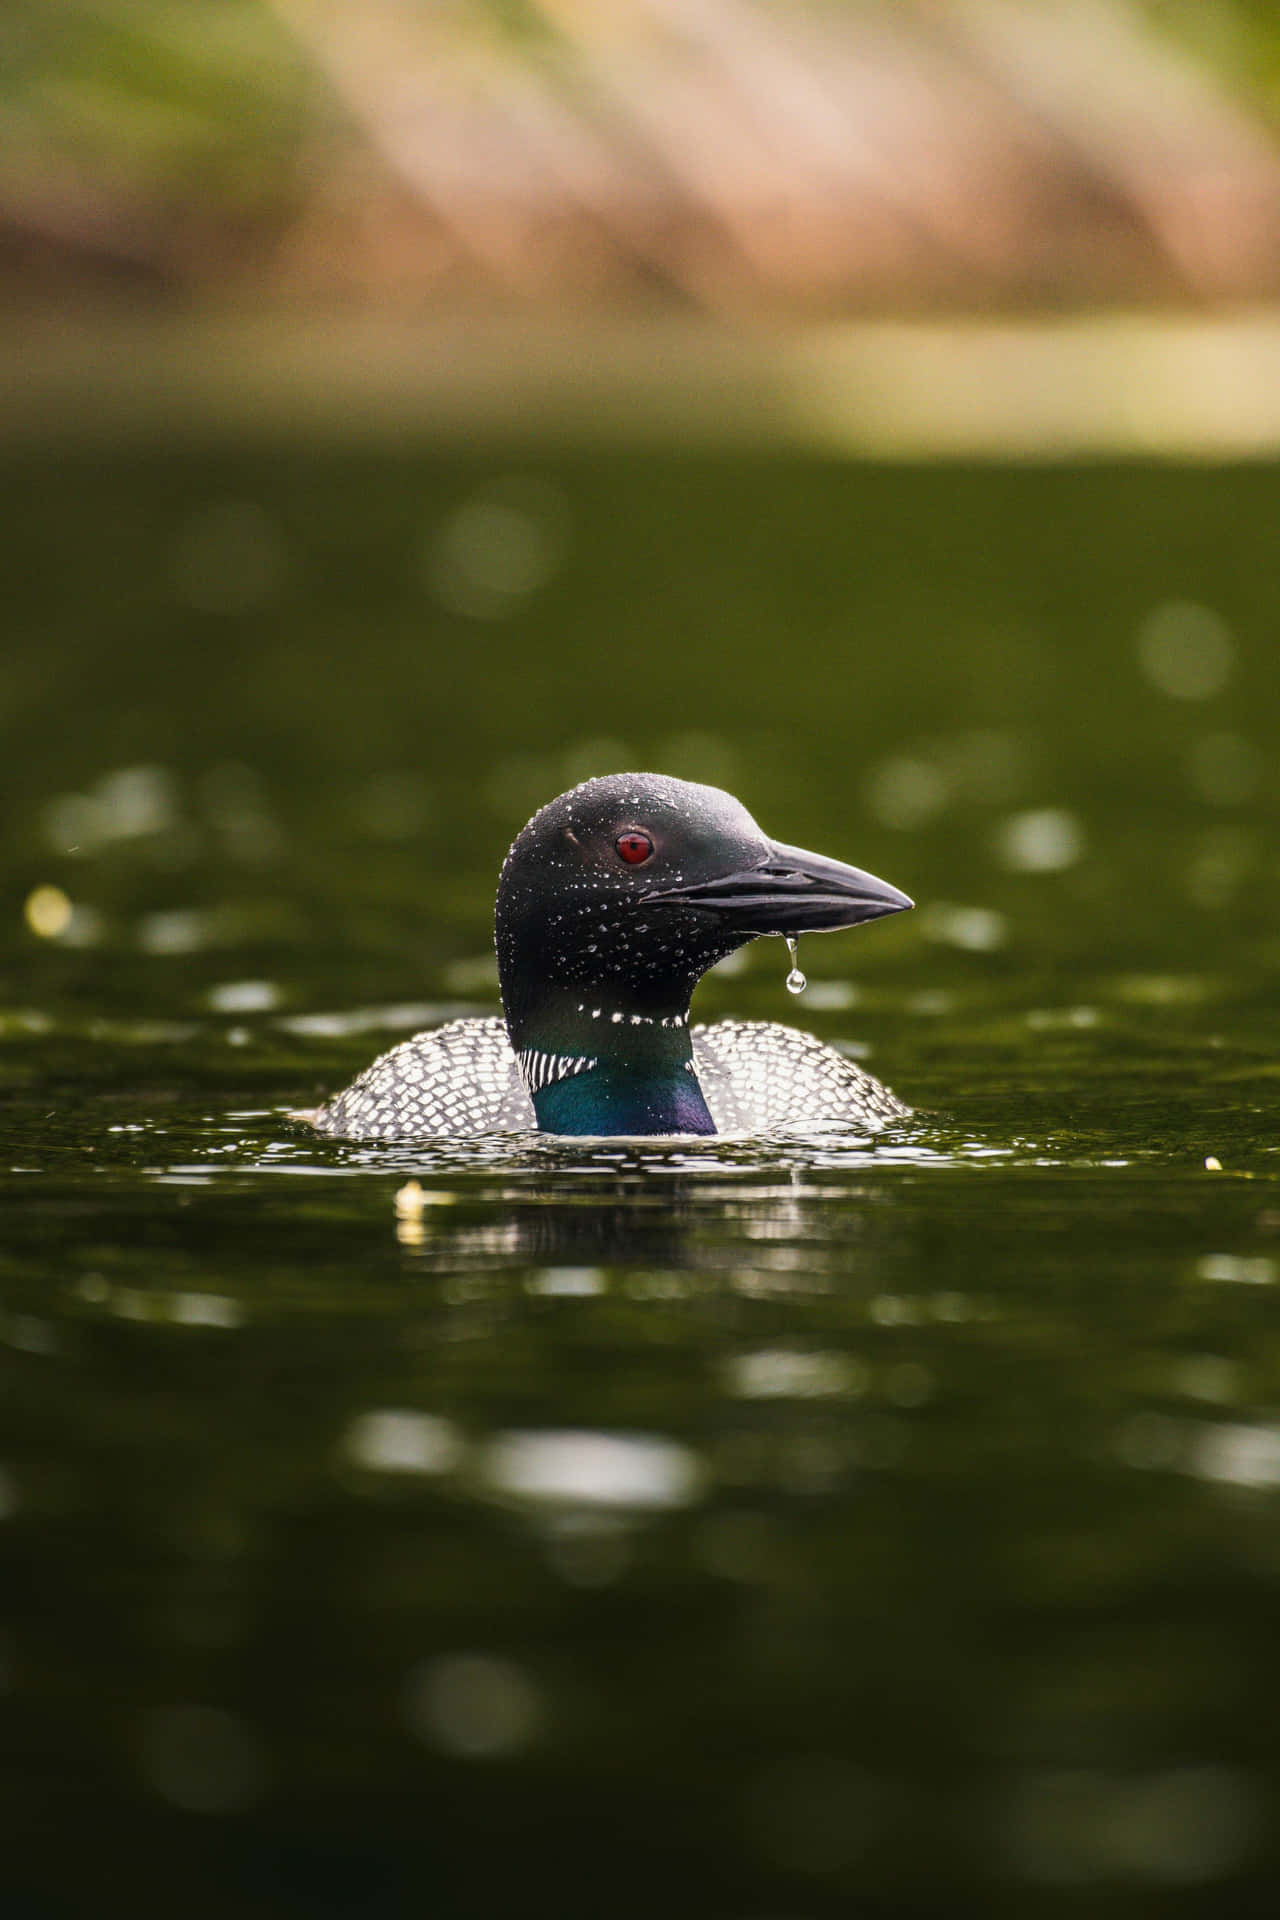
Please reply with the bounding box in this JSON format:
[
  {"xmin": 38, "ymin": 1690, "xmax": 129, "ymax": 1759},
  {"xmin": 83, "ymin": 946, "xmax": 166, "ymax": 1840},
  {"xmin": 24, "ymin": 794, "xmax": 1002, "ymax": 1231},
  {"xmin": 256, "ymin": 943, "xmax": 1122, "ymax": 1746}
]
[
  {"xmin": 2, "ymin": 447, "xmax": 1280, "ymax": 1914},
  {"xmin": 2, "ymin": 1031, "xmax": 1278, "ymax": 1912}
]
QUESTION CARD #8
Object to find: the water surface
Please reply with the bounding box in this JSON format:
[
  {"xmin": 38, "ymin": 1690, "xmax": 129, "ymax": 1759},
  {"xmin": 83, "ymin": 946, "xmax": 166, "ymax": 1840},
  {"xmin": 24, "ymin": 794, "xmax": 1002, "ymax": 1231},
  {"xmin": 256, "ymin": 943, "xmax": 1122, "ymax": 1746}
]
[{"xmin": 1, "ymin": 447, "xmax": 1277, "ymax": 1915}]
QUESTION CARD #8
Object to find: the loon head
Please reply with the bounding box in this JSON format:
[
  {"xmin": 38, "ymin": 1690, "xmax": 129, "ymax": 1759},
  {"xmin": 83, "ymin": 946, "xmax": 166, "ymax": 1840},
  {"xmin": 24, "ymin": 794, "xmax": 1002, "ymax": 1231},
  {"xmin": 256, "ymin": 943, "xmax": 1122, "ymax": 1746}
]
[{"xmin": 495, "ymin": 772, "xmax": 911, "ymax": 1135}]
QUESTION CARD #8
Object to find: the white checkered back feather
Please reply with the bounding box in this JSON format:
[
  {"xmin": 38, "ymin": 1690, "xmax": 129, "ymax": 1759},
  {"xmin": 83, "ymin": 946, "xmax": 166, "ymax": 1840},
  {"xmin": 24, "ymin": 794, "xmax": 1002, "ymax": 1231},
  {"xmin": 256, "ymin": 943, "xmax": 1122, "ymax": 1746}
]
[{"xmin": 311, "ymin": 1015, "xmax": 906, "ymax": 1140}]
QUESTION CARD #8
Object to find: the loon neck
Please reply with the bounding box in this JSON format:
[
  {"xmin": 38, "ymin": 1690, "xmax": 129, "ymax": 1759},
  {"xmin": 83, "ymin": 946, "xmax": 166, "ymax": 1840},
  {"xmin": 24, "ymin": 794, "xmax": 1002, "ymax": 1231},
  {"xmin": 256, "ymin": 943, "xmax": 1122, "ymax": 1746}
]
[{"xmin": 506, "ymin": 993, "xmax": 715, "ymax": 1137}]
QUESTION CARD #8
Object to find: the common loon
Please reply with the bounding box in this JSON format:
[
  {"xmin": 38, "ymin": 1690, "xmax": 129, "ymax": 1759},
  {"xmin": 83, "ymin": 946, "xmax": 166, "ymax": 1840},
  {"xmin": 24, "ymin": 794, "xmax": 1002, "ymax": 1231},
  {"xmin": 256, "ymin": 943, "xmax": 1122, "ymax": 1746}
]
[{"xmin": 310, "ymin": 773, "xmax": 912, "ymax": 1139}]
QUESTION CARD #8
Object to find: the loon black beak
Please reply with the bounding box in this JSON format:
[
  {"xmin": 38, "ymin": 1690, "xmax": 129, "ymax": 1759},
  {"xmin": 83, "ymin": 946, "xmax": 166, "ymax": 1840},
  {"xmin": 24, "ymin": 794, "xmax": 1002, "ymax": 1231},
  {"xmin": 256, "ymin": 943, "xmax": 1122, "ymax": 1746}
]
[{"xmin": 653, "ymin": 839, "xmax": 913, "ymax": 936}]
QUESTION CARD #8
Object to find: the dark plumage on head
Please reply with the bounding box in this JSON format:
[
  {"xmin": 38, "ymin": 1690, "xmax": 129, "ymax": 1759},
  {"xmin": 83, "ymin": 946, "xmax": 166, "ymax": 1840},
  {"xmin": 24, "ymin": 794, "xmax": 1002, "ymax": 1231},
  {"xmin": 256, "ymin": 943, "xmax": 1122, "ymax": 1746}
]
[{"xmin": 496, "ymin": 772, "xmax": 910, "ymax": 1039}]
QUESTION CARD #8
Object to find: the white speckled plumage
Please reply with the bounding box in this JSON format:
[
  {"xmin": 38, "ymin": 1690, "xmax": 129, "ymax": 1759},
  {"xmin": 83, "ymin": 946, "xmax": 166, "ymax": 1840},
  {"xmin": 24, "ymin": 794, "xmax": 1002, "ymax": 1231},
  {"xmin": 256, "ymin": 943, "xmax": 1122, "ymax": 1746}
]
[{"xmin": 311, "ymin": 1014, "xmax": 907, "ymax": 1138}]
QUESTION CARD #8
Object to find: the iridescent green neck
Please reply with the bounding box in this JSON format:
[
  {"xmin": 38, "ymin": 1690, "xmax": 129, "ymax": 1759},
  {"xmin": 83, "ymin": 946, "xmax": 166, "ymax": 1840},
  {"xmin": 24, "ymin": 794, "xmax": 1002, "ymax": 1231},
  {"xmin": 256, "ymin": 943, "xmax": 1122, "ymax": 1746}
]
[
  {"xmin": 507, "ymin": 995, "xmax": 715, "ymax": 1136},
  {"xmin": 532, "ymin": 1062, "xmax": 714, "ymax": 1136}
]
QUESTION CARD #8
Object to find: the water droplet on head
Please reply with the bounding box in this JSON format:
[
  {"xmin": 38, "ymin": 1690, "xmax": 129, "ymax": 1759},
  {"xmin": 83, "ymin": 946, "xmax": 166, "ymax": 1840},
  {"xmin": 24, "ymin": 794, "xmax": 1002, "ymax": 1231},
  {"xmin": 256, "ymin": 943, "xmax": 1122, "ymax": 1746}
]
[{"xmin": 784, "ymin": 936, "xmax": 806, "ymax": 995}]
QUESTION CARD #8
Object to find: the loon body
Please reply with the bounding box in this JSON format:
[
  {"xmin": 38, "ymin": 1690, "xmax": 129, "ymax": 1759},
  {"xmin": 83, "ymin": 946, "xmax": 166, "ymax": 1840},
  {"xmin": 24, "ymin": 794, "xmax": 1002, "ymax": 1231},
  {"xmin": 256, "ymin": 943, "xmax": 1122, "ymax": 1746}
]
[{"xmin": 311, "ymin": 773, "xmax": 912, "ymax": 1140}]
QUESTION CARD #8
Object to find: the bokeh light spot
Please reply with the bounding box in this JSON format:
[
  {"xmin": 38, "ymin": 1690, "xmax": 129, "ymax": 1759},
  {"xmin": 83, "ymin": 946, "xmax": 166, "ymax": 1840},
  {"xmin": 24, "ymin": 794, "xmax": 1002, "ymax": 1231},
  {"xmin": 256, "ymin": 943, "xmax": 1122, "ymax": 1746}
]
[
  {"xmin": 1196, "ymin": 1253, "xmax": 1274, "ymax": 1285},
  {"xmin": 425, "ymin": 478, "xmax": 568, "ymax": 620},
  {"xmin": 725, "ymin": 1348, "xmax": 866, "ymax": 1400},
  {"xmin": 919, "ymin": 902, "xmax": 1008, "ymax": 950},
  {"xmin": 994, "ymin": 808, "xmax": 1085, "ymax": 873},
  {"xmin": 1191, "ymin": 1421, "xmax": 1280, "ymax": 1489},
  {"xmin": 343, "ymin": 1409, "xmax": 464, "ymax": 1476},
  {"xmin": 1136, "ymin": 600, "xmax": 1235, "ymax": 699},
  {"xmin": 24, "ymin": 885, "xmax": 72, "ymax": 939},
  {"xmin": 205, "ymin": 980, "xmax": 280, "ymax": 1014},
  {"xmin": 479, "ymin": 1429, "xmax": 706, "ymax": 1510},
  {"xmin": 526, "ymin": 1268, "xmax": 606, "ymax": 1297},
  {"xmin": 864, "ymin": 755, "xmax": 949, "ymax": 830},
  {"xmin": 404, "ymin": 1653, "xmax": 541, "ymax": 1759}
]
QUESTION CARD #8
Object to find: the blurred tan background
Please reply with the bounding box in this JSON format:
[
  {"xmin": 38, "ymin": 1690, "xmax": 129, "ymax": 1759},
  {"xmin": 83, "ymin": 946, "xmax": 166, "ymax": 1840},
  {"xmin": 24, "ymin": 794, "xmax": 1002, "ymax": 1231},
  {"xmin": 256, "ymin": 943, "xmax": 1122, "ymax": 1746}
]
[
  {"xmin": 8, "ymin": 1, "xmax": 1280, "ymax": 453},
  {"xmin": 7, "ymin": 0, "xmax": 1280, "ymax": 314}
]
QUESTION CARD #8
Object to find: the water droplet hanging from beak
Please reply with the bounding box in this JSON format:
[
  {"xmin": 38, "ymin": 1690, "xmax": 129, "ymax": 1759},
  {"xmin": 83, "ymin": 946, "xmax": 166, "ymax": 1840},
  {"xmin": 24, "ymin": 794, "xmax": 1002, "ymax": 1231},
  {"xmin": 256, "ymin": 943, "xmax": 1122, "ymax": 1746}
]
[{"xmin": 784, "ymin": 935, "xmax": 807, "ymax": 995}]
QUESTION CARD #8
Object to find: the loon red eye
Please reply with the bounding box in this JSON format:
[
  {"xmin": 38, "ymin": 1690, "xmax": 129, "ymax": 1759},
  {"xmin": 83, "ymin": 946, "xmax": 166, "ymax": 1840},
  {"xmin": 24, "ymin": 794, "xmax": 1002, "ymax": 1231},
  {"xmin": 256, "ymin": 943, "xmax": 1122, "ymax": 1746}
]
[{"xmin": 615, "ymin": 831, "xmax": 654, "ymax": 865}]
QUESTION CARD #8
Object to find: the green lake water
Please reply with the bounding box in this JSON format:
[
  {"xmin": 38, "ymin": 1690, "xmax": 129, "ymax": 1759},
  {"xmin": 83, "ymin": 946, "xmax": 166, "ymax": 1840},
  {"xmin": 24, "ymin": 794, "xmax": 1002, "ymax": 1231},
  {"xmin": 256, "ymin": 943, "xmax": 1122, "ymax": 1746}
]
[{"xmin": 1, "ymin": 446, "xmax": 1278, "ymax": 1916}]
